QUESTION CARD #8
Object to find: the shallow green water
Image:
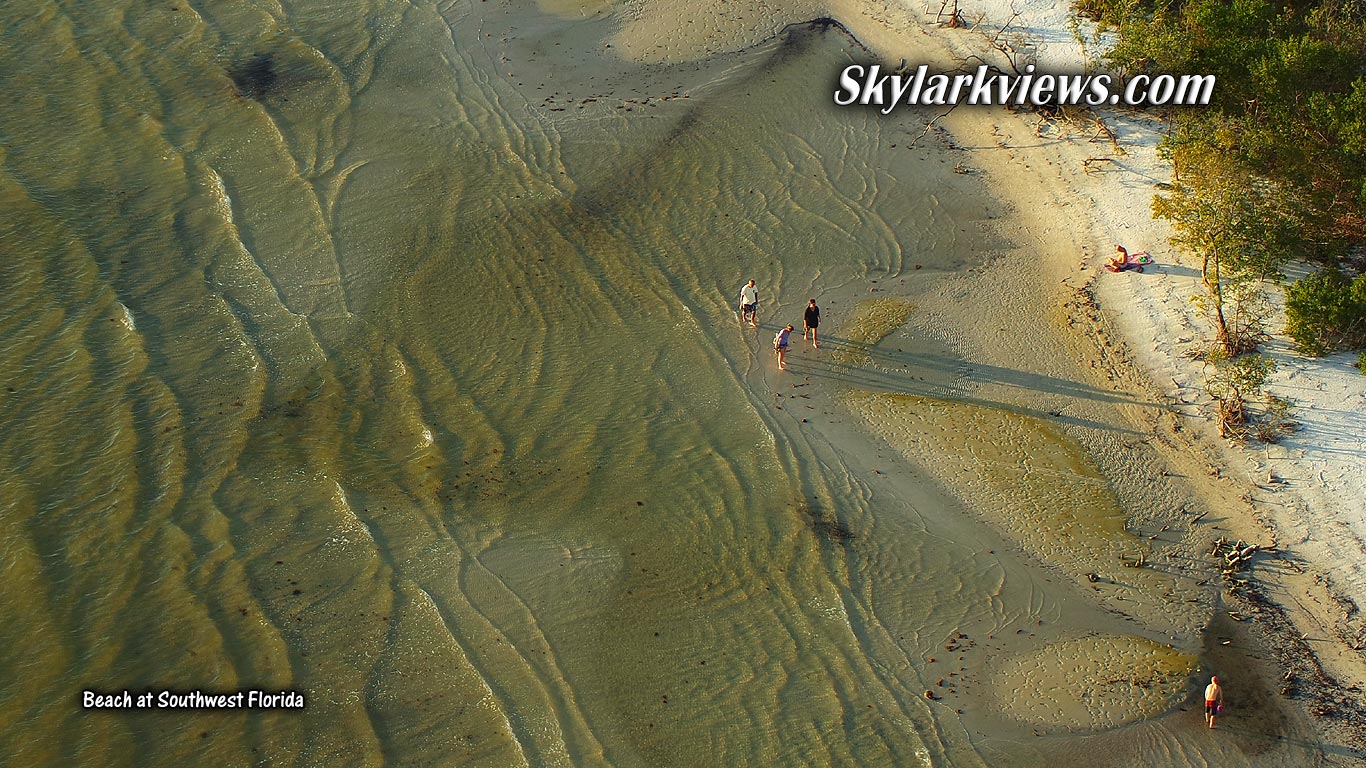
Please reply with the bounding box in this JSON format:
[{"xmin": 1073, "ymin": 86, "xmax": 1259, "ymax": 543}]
[
  {"xmin": 0, "ymin": 2, "xmax": 983, "ymax": 763},
  {"xmin": 0, "ymin": 2, "xmax": 1327, "ymax": 766}
]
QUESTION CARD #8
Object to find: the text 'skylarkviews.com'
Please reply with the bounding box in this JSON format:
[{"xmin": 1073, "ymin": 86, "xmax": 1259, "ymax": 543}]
[{"xmin": 835, "ymin": 65, "xmax": 1216, "ymax": 111}]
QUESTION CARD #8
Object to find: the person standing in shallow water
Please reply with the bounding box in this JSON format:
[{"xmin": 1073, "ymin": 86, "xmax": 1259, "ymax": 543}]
[
  {"xmin": 1204, "ymin": 676, "xmax": 1224, "ymax": 729},
  {"xmin": 739, "ymin": 279, "xmax": 759, "ymax": 327},
  {"xmin": 774, "ymin": 324, "xmax": 793, "ymax": 370},
  {"xmin": 803, "ymin": 299, "xmax": 820, "ymax": 347}
]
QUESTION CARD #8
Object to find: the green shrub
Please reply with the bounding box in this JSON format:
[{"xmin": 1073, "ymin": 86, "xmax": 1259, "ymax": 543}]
[
  {"xmin": 1253, "ymin": 394, "xmax": 1298, "ymax": 443},
  {"xmin": 1358, "ymin": 350, "xmax": 1366, "ymax": 374},
  {"xmin": 1204, "ymin": 347, "xmax": 1275, "ymax": 404},
  {"xmin": 1202, "ymin": 348, "xmax": 1277, "ymax": 439},
  {"xmin": 1073, "ymin": 0, "xmax": 1140, "ymax": 26},
  {"xmin": 1284, "ymin": 269, "xmax": 1366, "ymax": 356}
]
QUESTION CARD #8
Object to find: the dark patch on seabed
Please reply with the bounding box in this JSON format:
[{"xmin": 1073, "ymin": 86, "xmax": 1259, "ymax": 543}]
[
  {"xmin": 802, "ymin": 501, "xmax": 855, "ymax": 546},
  {"xmin": 754, "ymin": 18, "xmax": 858, "ymax": 76},
  {"xmin": 229, "ymin": 53, "xmax": 279, "ymax": 100},
  {"xmin": 562, "ymin": 19, "xmax": 845, "ymax": 234}
]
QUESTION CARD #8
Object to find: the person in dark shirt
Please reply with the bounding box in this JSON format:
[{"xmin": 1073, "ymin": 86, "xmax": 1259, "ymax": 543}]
[{"xmin": 803, "ymin": 299, "xmax": 820, "ymax": 348}]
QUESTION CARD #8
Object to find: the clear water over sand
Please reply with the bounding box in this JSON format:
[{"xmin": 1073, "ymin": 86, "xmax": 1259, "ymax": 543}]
[{"xmin": 0, "ymin": 1, "xmax": 1327, "ymax": 766}]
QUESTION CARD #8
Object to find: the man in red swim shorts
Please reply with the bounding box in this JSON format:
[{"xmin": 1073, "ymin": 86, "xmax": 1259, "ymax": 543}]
[{"xmin": 1204, "ymin": 675, "xmax": 1224, "ymax": 729}]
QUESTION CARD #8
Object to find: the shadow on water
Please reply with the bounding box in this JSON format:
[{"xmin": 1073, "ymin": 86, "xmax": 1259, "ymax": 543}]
[
  {"xmin": 228, "ymin": 53, "xmax": 278, "ymax": 100},
  {"xmin": 564, "ymin": 18, "xmax": 845, "ymax": 223},
  {"xmin": 224, "ymin": 48, "xmax": 336, "ymax": 103},
  {"xmin": 1207, "ymin": 722, "xmax": 1366, "ymax": 763}
]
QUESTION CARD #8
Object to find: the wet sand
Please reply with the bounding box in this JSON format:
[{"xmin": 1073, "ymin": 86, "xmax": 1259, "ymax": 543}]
[
  {"xmin": 3, "ymin": 0, "xmax": 1362, "ymax": 764},
  {"xmin": 754, "ymin": 36, "xmax": 1360, "ymax": 755},
  {"xmin": 758, "ymin": 164, "xmax": 1347, "ymax": 763}
]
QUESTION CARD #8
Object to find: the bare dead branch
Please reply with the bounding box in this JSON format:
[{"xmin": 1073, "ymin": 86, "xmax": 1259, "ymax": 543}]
[
  {"xmin": 990, "ymin": 10, "xmax": 1022, "ymax": 44},
  {"xmin": 907, "ymin": 103, "xmax": 962, "ymax": 148},
  {"xmin": 1083, "ymin": 156, "xmax": 1119, "ymax": 174}
]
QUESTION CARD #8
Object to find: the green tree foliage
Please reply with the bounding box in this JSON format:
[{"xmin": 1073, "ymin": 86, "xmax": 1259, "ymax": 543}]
[
  {"xmin": 1283, "ymin": 269, "xmax": 1366, "ymax": 355},
  {"xmin": 1152, "ymin": 134, "xmax": 1298, "ymax": 352},
  {"xmin": 1204, "ymin": 348, "xmax": 1275, "ymax": 404},
  {"xmin": 1092, "ymin": 0, "xmax": 1366, "ymax": 355},
  {"xmin": 1202, "ymin": 347, "xmax": 1278, "ymax": 438},
  {"xmin": 1153, "ymin": 132, "xmax": 1300, "ymax": 280},
  {"xmin": 1099, "ymin": 0, "xmax": 1366, "ymax": 249}
]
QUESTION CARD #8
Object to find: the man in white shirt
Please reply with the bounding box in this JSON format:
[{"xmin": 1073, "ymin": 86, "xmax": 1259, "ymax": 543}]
[{"xmin": 738, "ymin": 279, "xmax": 758, "ymax": 327}]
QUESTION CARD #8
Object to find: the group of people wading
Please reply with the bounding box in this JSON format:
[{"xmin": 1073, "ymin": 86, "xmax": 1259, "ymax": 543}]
[{"xmin": 738, "ymin": 279, "xmax": 819, "ymax": 371}]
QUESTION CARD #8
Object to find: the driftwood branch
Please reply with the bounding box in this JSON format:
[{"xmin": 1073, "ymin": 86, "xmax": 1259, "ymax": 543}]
[
  {"xmin": 982, "ymin": 3, "xmax": 1033, "ymax": 74},
  {"xmin": 990, "ymin": 10, "xmax": 1022, "ymax": 45},
  {"xmin": 1089, "ymin": 116, "xmax": 1126, "ymax": 155},
  {"xmin": 1083, "ymin": 156, "xmax": 1119, "ymax": 174},
  {"xmin": 906, "ymin": 103, "xmax": 963, "ymax": 148},
  {"xmin": 934, "ymin": 0, "xmax": 967, "ymax": 28}
]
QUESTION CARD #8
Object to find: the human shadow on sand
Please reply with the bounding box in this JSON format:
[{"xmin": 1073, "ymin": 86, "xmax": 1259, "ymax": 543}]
[{"xmin": 768, "ymin": 331, "xmax": 1155, "ymax": 436}]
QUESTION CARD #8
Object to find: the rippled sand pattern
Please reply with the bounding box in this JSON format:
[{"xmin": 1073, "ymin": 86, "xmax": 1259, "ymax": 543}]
[
  {"xmin": 2, "ymin": 0, "xmax": 1291, "ymax": 763},
  {"xmin": 0, "ymin": 1, "xmax": 1003, "ymax": 764},
  {"xmin": 827, "ymin": 297, "xmax": 914, "ymax": 367},
  {"xmin": 610, "ymin": 0, "xmax": 824, "ymax": 63},
  {"xmin": 845, "ymin": 392, "xmax": 1165, "ymax": 592},
  {"xmin": 987, "ymin": 634, "xmax": 1195, "ymax": 731}
]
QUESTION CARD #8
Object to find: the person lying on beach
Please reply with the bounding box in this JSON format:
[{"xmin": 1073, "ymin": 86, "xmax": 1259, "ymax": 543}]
[
  {"xmin": 1106, "ymin": 245, "xmax": 1152, "ymax": 272},
  {"xmin": 774, "ymin": 324, "xmax": 793, "ymax": 370}
]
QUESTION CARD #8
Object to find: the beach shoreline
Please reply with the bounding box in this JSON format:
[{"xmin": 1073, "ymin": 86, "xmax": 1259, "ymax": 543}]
[
  {"xmin": 613, "ymin": 0, "xmax": 1366, "ymax": 752},
  {"xmin": 8, "ymin": 0, "xmax": 1363, "ymax": 761},
  {"xmin": 819, "ymin": 0, "xmax": 1366, "ymax": 754}
]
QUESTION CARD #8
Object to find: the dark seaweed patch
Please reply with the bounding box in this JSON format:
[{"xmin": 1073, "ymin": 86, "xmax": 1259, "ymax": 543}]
[
  {"xmin": 229, "ymin": 53, "xmax": 278, "ymax": 100},
  {"xmin": 801, "ymin": 503, "xmax": 854, "ymax": 546}
]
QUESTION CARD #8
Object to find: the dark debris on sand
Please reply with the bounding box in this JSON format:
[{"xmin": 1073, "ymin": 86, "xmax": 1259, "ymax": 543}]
[{"xmin": 800, "ymin": 502, "xmax": 854, "ymax": 547}]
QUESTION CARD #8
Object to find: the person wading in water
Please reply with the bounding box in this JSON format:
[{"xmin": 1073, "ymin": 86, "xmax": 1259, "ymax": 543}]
[
  {"xmin": 774, "ymin": 324, "xmax": 793, "ymax": 370},
  {"xmin": 803, "ymin": 299, "xmax": 820, "ymax": 348},
  {"xmin": 738, "ymin": 279, "xmax": 759, "ymax": 327}
]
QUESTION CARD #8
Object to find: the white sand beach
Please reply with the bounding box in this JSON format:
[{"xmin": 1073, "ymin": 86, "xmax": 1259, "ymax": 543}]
[{"xmin": 941, "ymin": 0, "xmax": 1366, "ymax": 681}]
